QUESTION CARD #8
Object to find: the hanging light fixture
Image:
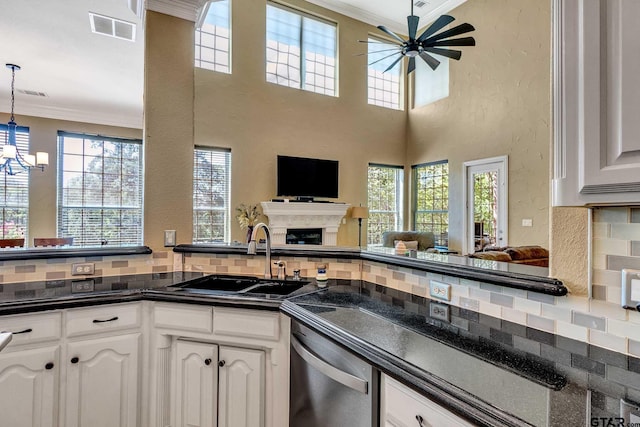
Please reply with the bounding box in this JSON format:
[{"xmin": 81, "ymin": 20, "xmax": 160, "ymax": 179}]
[{"xmin": 1, "ymin": 64, "xmax": 48, "ymax": 175}]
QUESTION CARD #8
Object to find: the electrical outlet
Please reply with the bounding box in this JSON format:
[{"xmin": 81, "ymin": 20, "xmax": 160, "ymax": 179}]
[
  {"xmin": 71, "ymin": 279, "xmax": 95, "ymax": 293},
  {"xmin": 622, "ymin": 269, "xmax": 640, "ymax": 309},
  {"xmin": 522, "ymin": 218, "xmax": 533, "ymax": 227},
  {"xmin": 429, "ymin": 302, "xmax": 450, "ymax": 322},
  {"xmin": 164, "ymin": 230, "xmax": 176, "ymax": 247},
  {"xmin": 429, "ymin": 280, "xmax": 451, "ymax": 301},
  {"xmin": 71, "ymin": 262, "xmax": 95, "ymax": 276}
]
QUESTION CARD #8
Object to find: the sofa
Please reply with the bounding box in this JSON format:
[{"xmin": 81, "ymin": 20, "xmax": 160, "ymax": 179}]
[
  {"xmin": 381, "ymin": 231, "xmax": 435, "ymax": 251},
  {"xmin": 468, "ymin": 245, "xmax": 549, "ymax": 267}
]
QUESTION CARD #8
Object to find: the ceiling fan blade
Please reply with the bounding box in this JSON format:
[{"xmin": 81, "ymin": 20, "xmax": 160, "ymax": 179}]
[
  {"xmin": 357, "ymin": 40, "xmax": 402, "ymax": 46},
  {"xmin": 354, "ymin": 47, "xmax": 401, "ymax": 57},
  {"xmin": 426, "ymin": 37, "xmax": 476, "ymax": 47},
  {"xmin": 422, "ymin": 23, "xmax": 475, "ymax": 44},
  {"xmin": 369, "ymin": 52, "xmax": 403, "ymax": 67},
  {"xmin": 383, "ymin": 55, "xmax": 404, "ymax": 73},
  {"xmin": 407, "ymin": 57, "xmax": 416, "ymax": 74},
  {"xmin": 416, "ymin": 15, "xmax": 455, "ymax": 42},
  {"xmin": 419, "ymin": 52, "xmax": 440, "ymax": 70},
  {"xmin": 423, "ymin": 47, "xmax": 462, "ymax": 60},
  {"xmin": 407, "ymin": 15, "xmax": 419, "ymax": 40},
  {"xmin": 377, "ymin": 25, "xmax": 406, "ymax": 44}
]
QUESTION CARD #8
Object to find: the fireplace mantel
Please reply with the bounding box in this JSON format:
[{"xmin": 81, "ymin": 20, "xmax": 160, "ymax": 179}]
[{"xmin": 261, "ymin": 201, "xmax": 350, "ymax": 246}]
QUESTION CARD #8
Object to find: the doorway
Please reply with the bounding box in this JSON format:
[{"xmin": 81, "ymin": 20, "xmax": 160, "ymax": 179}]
[{"xmin": 463, "ymin": 156, "xmax": 508, "ymax": 254}]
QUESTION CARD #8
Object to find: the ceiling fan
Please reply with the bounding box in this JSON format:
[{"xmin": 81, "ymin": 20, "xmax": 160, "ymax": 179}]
[{"xmin": 362, "ymin": 2, "xmax": 476, "ymax": 74}]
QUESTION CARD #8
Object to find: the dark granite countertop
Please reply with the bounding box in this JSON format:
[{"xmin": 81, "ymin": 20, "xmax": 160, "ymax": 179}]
[{"xmin": 282, "ymin": 283, "xmax": 640, "ymax": 427}]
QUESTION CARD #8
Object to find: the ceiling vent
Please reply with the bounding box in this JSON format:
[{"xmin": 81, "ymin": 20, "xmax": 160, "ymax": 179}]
[
  {"xmin": 89, "ymin": 12, "xmax": 136, "ymax": 42},
  {"xmin": 413, "ymin": 1, "xmax": 428, "ymax": 8},
  {"xmin": 18, "ymin": 89, "xmax": 47, "ymax": 97}
]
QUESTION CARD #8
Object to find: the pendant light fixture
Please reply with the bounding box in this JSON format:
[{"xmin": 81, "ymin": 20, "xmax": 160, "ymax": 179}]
[{"xmin": 1, "ymin": 64, "xmax": 49, "ymax": 175}]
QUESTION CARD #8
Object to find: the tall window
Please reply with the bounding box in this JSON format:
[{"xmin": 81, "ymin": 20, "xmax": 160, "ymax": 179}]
[
  {"xmin": 266, "ymin": 3, "xmax": 337, "ymax": 96},
  {"xmin": 413, "ymin": 56, "xmax": 448, "ymax": 107},
  {"xmin": 413, "ymin": 161, "xmax": 448, "ymax": 246},
  {"xmin": 367, "ymin": 164, "xmax": 404, "ymax": 246},
  {"xmin": 0, "ymin": 124, "xmax": 29, "ymax": 240},
  {"xmin": 193, "ymin": 147, "xmax": 231, "ymax": 243},
  {"xmin": 58, "ymin": 132, "xmax": 143, "ymax": 246},
  {"xmin": 368, "ymin": 38, "xmax": 402, "ymax": 110},
  {"xmin": 195, "ymin": 0, "xmax": 231, "ymax": 73}
]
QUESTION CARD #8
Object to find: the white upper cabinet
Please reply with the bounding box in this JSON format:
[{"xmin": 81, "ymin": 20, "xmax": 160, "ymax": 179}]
[{"xmin": 553, "ymin": 0, "xmax": 640, "ymax": 206}]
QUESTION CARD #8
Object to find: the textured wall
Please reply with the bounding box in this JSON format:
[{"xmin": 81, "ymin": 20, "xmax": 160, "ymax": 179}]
[{"xmin": 406, "ymin": 0, "xmax": 551, "ymax": 252}]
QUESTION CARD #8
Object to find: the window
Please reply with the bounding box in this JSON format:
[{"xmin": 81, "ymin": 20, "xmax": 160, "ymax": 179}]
[
  {"xmin": 0, "ymin": 124, "xmax": 29, "ymax": 240},
  {"xmin": 195, "ymin": 0, "xmax": 231, "ymax": 73},
  {"xmin": 193, "ymin": 147, "xmax": 231, "ymax": 243},
  {"xmin": 413, "ymin": 56, "xmax": 448, "ymax": 107},
  {"xmin": 367, "ymin": 164, "xmax": 404, "ymax": 246},
  {"xmin": 58, "ymin": 132, "xmax": 143, "ymax": 246},
  {"xmin": 413, "ymin": 161, "xmax": 448, "ymax": 246},
  {"xmin": 368, "ymin": 38, "xmax": 402, "ymax": 110},
  {"xmin": 266, "ymin": 3, "xmax": 337, "ymax": 96}
]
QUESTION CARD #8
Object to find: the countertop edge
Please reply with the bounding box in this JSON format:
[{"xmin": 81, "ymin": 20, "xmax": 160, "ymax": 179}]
[
  {"xmin": 0, "ymin": 246, "xmax": 153, "ymax": 261},
  {"xmin": 281, "ymin": 300, "xmax": 532, "ymax": 427}
]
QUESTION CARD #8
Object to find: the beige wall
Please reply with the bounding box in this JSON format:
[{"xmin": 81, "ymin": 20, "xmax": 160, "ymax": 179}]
[
  {"xmin": 192, "ymin": 0, "xmax": 407, "ymax": 246},
  {"xmin": 406, "ymin": 0, "xmax": 551, "ymax": 252},
  {"xmin": 0, "ymin": 112, "xmax": 141, "ymax": 246}
]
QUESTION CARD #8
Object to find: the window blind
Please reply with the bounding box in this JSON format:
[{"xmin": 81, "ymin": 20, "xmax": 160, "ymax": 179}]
[
  {"xmin": 0, "ymin": 124, "xmax": 30, "ymax": 240},
  {"xmin": 193, "ymin": 146, "xmax": 231, "ymax": 243}
]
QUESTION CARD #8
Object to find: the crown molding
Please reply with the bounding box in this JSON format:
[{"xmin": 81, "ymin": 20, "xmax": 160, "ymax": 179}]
[
  {"xmin": 145, "ymin": 0, "xmax": 207, "ymax": 22},
  {"xmin": 1, "ymin": 104, "xmax": 143, "ymax": 130}
]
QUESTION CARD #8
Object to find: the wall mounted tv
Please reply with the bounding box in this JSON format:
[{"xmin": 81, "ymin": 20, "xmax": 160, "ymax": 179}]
[{"xmin": 277, "ymin": 155, "xmax": 339, "ymax": 201}]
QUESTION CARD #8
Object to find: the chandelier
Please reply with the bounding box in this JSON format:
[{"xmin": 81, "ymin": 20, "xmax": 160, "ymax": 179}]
[{"xmin": 1, "ymin": 64, "xmax": 48, "ymax": 175}]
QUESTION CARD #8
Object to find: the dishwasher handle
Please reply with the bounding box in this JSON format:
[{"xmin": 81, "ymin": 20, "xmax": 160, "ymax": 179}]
[{"xmin": 292, "ymin": 335, "xmax": 368, "ymax": 395}]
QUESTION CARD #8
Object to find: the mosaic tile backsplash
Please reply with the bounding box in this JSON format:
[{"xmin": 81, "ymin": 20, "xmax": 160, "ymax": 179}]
[{"xmin": 1, "ymin": 208, "xmax": 640, "ymax": 357}]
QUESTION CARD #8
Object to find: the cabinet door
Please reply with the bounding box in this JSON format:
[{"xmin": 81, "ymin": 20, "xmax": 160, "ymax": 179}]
[
  {"xmin": 218, "ymin": 346, "xmax": 264, "ymax": 427},
  {"xmin": 381, "ymin": 375, "xmax": 472, "ymax": 427},
  {"xmin": 65, "ymin": 333, "xmax": 140, "ymax": 427},
  {"xmin": 174, "ymin": 340, "xmax": 218, "ymax": 427},
  {"xmin": 0, "ymin": 346, "xmax": 59, "ymax": 427}
]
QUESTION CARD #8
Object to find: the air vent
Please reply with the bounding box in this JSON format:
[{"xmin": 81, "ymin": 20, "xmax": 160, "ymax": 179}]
[
  {"xmin": 414, "ymin": 1, "xmax": 428, "ymax": 8},
  {"xmin": 89, "ymin": 12, "xmax": 136, "ymax": 42},
  {"xmin": 18, "ymin": 89, "xmax": 47, "ymax": 97}
]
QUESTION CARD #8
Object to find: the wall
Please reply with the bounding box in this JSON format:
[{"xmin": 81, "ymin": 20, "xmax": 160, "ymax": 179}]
[
  {"xmin": 406, "ymin": 0, "xmax": 551, "ymax": 252},
  {"xmin": 0, "ymin": 112, "xmax": 142, "ymax": 245},
  {"xmin": 192, "ymin": 0, "xmax": 407, "ymax": 246}
]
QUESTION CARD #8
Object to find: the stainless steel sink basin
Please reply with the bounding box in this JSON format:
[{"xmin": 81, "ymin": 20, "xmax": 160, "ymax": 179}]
[{"xmin": 171, "ymin": 274, "xmax": 308, "ymax": 296}]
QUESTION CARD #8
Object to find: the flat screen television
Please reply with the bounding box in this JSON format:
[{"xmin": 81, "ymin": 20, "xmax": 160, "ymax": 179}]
[{"xmin": 277, "ymin": 155, "xmax": 339, "ymax": 200}]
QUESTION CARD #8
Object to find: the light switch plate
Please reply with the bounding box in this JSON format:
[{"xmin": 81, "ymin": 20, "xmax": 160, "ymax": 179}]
[
  {"xmin": 164, "ymin": 230, "xmax": 176, "ymax": 247},
  {"xmin": 429, "ymin": 280, "xmax": 451, "ymax": 301},
  {"xmin": 621, "ymin": 269, "xmax": 640, "ymax": 309}
]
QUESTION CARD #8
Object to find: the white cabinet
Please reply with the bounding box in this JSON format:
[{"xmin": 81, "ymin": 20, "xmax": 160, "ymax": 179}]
[
  {"xmin": 64, "ymin": 333, "xmax": 140, "ymax": 427},
  {"xmin": 218, "ymin": 345, "xmax": 264, "ymax": 427},
  {"xmin": 173, "ymin": 340, "xmax": 265, "ymax": 427},
  {"xmin": 381, "ymin": 375, "xmax": 472, "ymax": 427},
  {"xmin": 0, "ymin": 346, "xmax": 59, "ymax": 427},
  {"xmin": 553, "ymin": 0, "xmax": 640, "ymax": 205}
]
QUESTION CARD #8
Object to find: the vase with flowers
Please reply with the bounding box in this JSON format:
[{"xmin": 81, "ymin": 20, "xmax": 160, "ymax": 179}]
[{"xmin": 235, "ymin": 203, "xmax": 262, "ymax": 243}]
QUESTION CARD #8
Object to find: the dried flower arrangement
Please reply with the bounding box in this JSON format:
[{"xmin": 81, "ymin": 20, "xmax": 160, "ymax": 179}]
[{"xmin": 235, "ymin": 204, "xmax": 261, "ymax": 230}]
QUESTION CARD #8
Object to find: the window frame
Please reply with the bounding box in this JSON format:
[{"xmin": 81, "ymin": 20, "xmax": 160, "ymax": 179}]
[
  {"xmin": 193, "ymin": 146, "xmax": 232, "ymax": 244},
  {"xmin": 195, "ymin": 0, "xmax": 232, "ymax": 73},
  {"xmin": 367, "ymin": 36, "xmax": 403, "ymax": 110},
  {"xmin": 412, "ymin": 160, "xmax": 449, "ymax": 247},
  {"xmin": 0, "ymin": 124, "xmax": 30, "ymax": 241},
  {"xmin": 367, "ymin": 163, "xmax": 404, "ymax": 246},
  {"xmin": 57, "ymin": 131, "xmax": 144, "ymax": 247},
  {"xmin": 265, "ymin": 2, "xmax": 338, "ymax": 96}
]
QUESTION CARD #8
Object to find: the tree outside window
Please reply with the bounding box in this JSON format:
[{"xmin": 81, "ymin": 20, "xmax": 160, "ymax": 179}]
[
  {"xmin": 367, "ymin": 164, "xmax": 404, "ymax": 246},
  {"xmin": 193, "ymin": 147, "xmax": 231, "ymax": 243},
  {"xmin": 413, "ymin": 161, "xmax": 448, "ymax": 247}
]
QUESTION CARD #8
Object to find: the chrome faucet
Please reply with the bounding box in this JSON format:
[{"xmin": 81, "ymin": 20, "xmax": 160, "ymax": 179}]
[{"xmin": 247, "ymin": 222, "xmax": 272, "ymax": 279}]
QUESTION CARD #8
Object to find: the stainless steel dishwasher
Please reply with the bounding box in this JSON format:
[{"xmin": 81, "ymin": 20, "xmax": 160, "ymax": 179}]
[{"xmin": 290, "ymin": 320, "xmax": 378, "ymax": 427}]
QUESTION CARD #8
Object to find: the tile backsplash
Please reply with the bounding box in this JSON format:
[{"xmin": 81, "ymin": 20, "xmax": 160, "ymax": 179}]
[{"xmin": 2, "ymin": 209, "xmax": 640, "ymax": 358}]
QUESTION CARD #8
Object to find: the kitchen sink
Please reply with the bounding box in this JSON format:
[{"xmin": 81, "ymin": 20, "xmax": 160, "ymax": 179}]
[{"xmin": 170, "ymin": 274, "xmax": 308, "ymax": 296}]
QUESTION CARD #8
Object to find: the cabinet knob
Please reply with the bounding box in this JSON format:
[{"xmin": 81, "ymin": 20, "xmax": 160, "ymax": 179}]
[
  {"xmin": 45, "ymin": 362, "xmax": 54, "ymax": 370},
  {"xmin": 205, "ymin": 358, "xmax": 212, "ymax": 366},
  {"xmin": 70, "ymin": 357, "xmax": 79, "ymax": 364},
  {"xmin": 218, "ymin": 360, "xmax": 226, "ymax": 367},
  {"xmin": 415, "ymin": 415, "xmax": 425, "ymax": 427}
]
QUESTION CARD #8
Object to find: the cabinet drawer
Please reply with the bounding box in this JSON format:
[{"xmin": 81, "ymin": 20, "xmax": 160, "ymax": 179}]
[
  {"xmin": 66, "ymin": 303, "xmax": 141, "ymax": 338},
  {"xmin": 153, "ymin": 302, "xmax": 213, "ymax": 333},
  {"xmin": 0, "ymin": 312, "xmax": 62, "ymax": 346},
  {"xmin": 213, "ymin": 307, "xmax": 279, "ymax": 341},
  {"xmin": 382, "ymin": 375, "xmax": 472, "ymax": 427}
]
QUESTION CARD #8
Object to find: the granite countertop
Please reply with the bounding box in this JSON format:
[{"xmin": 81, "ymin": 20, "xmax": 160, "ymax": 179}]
[{"xmin": 282, "ymin": 283, "xmax": 640, "ymax": 427}]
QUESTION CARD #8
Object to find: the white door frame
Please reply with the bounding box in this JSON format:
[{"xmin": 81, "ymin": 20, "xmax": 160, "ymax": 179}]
[{"xmin": 462, "ymin": 155, "xmax": 508, "ymax": 255}]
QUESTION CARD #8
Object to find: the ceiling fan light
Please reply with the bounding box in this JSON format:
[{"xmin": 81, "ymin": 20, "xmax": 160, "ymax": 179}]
[{"xmin": 405, "ymin": 50, "xmax": 419, "ymax": 57}]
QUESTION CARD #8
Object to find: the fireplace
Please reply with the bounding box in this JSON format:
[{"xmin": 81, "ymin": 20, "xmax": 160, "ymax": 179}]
[{"xmin": 261, "ymin": 201, "xmax": 350, "ymax": 246}]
